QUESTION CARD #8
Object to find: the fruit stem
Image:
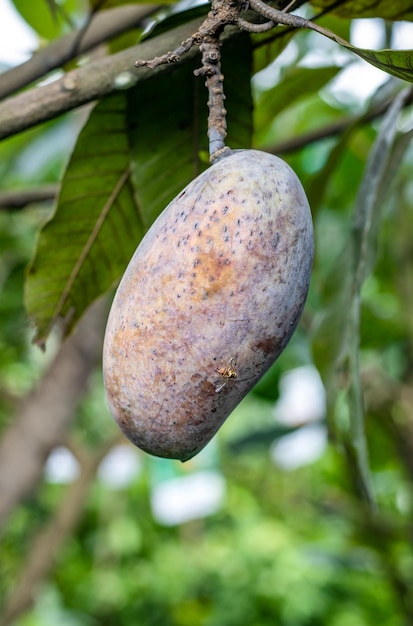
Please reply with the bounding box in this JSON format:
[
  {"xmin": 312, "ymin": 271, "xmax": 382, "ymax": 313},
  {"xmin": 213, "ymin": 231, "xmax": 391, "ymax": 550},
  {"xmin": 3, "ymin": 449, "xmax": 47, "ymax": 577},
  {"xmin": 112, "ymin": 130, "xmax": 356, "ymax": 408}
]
[{"xmin": 195, "ymin": 33, "xmax": 231, "ymax": 163}]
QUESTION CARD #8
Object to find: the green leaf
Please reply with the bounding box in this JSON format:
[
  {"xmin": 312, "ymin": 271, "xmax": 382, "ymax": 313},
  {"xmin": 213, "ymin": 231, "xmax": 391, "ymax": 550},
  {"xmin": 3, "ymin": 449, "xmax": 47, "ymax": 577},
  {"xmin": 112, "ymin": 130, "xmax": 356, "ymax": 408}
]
[
  {"xmin": 252, "ymin": 26, "xmax": 298, "ymax": 74},
  {"xmin": 351, "ymin": 89, "xmax": 412, "ymax": 283},
  {"xmin": 89, "ymin": 0, "xmax": 178, "ymax": 9},
  {"xmin": 127, "ymin": 63, "xmax": 208, "ymax": 226},
  {"xmin": 24, "ymin": 92, "xmax": 142, "ymax": 347},
  {"xmin": 254, "ymin": 65, "xmax": 341, "ymax": 141},
  {"xmin": 305, "ymin": 128, "xmax": 352, "ymax": 217},
  {"xmin": 12, "ymin": 0, "xmax": 82, "ymax": 40},
  {"xmin": 129, "ymin": 34, "xmax": 253, "ymax": 222},
  {"xmin": 342, "ymin": 46, "xmax": 413, "ymax": 84},
  {"xmin": 141, "ymin": 3, "xmax": 210, "ymax": 42},
  {"xmin": 341, "ymin": 93, "xmax": 410, "ymax": 505},
  {"xmin": 24, "ymin": 35, "xmax": 253, "ymax": 346},
  {"xmin": 307, "ymin": 21, "xmax": 413, "ymax": 82}
]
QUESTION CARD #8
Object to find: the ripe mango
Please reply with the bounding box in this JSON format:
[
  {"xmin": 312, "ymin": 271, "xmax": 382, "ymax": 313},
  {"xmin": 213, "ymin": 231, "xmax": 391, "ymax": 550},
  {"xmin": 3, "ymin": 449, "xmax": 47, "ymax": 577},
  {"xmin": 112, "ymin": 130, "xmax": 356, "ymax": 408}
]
[{"xmin": 103, "ymin": 150, "xmax": 313, "ymax": 461}]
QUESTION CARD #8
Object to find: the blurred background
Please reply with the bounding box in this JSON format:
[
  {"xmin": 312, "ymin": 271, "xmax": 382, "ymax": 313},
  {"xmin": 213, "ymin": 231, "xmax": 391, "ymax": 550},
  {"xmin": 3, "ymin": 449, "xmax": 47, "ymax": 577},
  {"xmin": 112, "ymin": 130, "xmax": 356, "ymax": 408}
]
[{"xmin": 1, "ymin": 0, "xmax": 413, "ymax": 624}]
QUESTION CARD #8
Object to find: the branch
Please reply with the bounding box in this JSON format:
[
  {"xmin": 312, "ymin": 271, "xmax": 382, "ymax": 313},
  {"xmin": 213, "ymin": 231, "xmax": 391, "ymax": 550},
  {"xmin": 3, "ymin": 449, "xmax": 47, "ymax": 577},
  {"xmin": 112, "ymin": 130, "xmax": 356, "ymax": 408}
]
[
  {"xmin": 0, "ymin": 185, "xmax": 58, "ymax": 209},
  {"xmin": 0, "ymin": 4, "xmax": 161, "ymax": 100},
  {"xmin": 135, "ymin": 0, "xmax": 240, "ymax": 161},
  {"xmin": 0, "ymin": 17, "xmax": 208, "ymax": 141},
  {"xmin": 269, "ymin": 117, "xmax": 358, "ymax": 154},
  {"xmin": 268, "ymin": 86, "xmax": 413, "ymax": 154},
  {"xmin": 0, "ymin": 0, "xmax": 359, "ymax": 142},
  {"xmin": 0, "ymin": 297, "xmax": 108, "ymax": 528},
  {"xmin": 248, "ymin": 0, "xmax": 346, "ymax": 39},
  {"xmin": 0, "ymin": 437, "xmax": 118, "ymax": 626},
  {"xmin": 135, "ymin": 0, "xmax": 239, "ymax": 69}
]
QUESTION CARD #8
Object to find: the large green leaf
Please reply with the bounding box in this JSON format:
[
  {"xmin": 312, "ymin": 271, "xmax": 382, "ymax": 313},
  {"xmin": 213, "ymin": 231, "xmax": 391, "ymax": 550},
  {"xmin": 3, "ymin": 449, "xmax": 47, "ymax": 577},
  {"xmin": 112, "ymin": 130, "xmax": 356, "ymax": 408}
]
[
  {"xmin": 24, "ymin": 92, "xmax": 142, "ymax": 347},
  {"xmin": 306, "ymin": 18, "xmax": 413, "ymax": 82},
  {"xmin": 252, "ymin": 26, "xmax": 297, "ymax": 74},
  {"xmin": 311, "ymin": 0, "xmax": 413, "ymax": 20},
  {"xmin": 24, "ymin": 35, "xmax": 253, "ymax": 346},
  {"xmin": 130, "ymin": 35, "xmax": 253, "ymax": 222}
]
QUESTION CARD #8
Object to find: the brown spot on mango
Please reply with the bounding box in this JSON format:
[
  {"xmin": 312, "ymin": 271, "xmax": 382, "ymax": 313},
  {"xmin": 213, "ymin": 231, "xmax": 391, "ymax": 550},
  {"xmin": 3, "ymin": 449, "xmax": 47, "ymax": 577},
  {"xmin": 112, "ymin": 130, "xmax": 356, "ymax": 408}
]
[{"xmin": 103, "ymin": 149, "xmax": 314, "ymax": 461}]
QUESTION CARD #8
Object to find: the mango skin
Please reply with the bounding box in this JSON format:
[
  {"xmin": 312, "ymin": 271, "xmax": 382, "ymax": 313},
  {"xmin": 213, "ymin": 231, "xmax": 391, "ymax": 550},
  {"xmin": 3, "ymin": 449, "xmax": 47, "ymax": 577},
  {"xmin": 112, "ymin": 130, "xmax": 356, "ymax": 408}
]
[{"xmin": 103, "ymin": 150, "xmax": 314, "ymax": 461}]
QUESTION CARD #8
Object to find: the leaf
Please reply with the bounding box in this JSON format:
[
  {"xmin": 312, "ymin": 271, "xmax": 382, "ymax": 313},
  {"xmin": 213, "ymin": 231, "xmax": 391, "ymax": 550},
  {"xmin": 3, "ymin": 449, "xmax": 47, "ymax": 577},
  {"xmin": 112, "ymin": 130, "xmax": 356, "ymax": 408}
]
[
  {"xmin": 12, "ymin": 0, "xmax": 81, "ymax": 40},
  {"xmin": 127, "ymin": 63, "xmax": 208, "ymax": 225},
  {"xmin": 305, "ymin": 78, "xmax": 406, "ymax": 215},
  {"xmin": 129, "ymin": 34, "xmax": 253, "ymax": 223},
  {"xmin": 254, "ymin": 65, "xmax": 341, "ymax": 141},
  {"xmin": 351, "ymin": 89, "xmax": 412, "ymax": 282},
  {"xmin": 304, "ymin": 128, "xmax": 352, "ymax": 216},
  {"xmin": 24, "ymin": 92, "xmax": 142, "ymax": 347},
  {"xmin": 306, "ymin": 20, "xmax": 413, "ymax": 82},
  {"xmin": 311, "ymin": 88, "xmax": 411, "ymax": 505},
  {"xmin": 228, "ymin": 424, "xmax": 300, "ymax": 453},
  {"xmin": 89, "ymin": 0, "xmax": 178, "ymax": 9},
  {"xmin": 24, "ymin": 35, "xmax": 253, "ymax": 346},
  {"xmin": 311, "ymin": 0, "xmax": 413, "ymax": 20},
  {"xmin": 252, "ymin": 26, "xmax": 298, "ymax": 74},
  {"xmin": 141, "ymin": 3, "xmax": 210, "ymax": 42},
  {"xmin": 248, "ymin": 1, "xmax": 413, "ymax": 82},
  {"xmin": 341, "ymin": 46, "xmax": 413, "ymax": 84}
]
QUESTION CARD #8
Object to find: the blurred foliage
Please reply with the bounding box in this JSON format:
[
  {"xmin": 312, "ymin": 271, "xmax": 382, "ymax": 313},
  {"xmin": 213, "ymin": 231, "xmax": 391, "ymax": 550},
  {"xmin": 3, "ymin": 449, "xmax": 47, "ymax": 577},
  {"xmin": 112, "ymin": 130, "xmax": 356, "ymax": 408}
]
[{"xmin": 1, "ymin": 1, "xmax": 413, "ymax": 625}]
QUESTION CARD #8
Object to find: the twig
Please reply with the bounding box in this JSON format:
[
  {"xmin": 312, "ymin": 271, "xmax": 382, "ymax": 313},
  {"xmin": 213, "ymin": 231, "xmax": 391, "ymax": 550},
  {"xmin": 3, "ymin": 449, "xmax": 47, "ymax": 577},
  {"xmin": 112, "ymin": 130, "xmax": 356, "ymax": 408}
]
[
  {"xmin": 236, "ymin": 0, "xmax": 297, "ymax": 34},
  {"xmin": 237, "ymin": 17, "xmax": 275, "ymax": 33},
  {"xmin": 249, "ymin": 1, "xmax": 352, "ymax": 51},
  {"xmin": 248, "ymin": 0, "xmax": 332, "ymax": 34},
  {"xmin": 135, "ymin": 0, "xmax": 239, "ymax": 70},
  {"xmin": 0, "ymin": 17, "xmax": 206, "ymax": 141},
  {"xmin": 0, "ymin": 185, "xmax": 58, "ymax": 209},
  {"xmin": 133, "ymin": 0, "xmax": 362, "ymax": 161},
  {"xmin": 136, "ymin": 0, "xmax": 239, "ymax": 161},
  {"xmin": 0, "ymin": 0, "xmax": 365, "ymax": 143},
  {"xmin": 247, "ymin": 0, "xmax": 379, "ymax": 58}
]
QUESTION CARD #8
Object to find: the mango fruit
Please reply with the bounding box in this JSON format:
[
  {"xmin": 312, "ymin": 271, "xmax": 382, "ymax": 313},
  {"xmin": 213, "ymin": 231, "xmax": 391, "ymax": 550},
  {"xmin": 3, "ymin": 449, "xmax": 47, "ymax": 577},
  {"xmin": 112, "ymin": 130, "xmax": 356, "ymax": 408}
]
[{"xmin": 103, "ymin": 149, "xmax": 313, "ymax": 461}]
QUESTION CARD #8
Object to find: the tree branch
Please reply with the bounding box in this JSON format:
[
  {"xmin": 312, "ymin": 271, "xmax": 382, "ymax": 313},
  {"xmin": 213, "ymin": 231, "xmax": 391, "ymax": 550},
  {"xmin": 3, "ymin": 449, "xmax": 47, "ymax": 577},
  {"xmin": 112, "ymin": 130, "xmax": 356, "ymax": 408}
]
[
  {"xmin": 0, "ymin": 4, "xmax": 160, "ymax": 100},
  {"xmin": 0, "ymin": 185, "xmax": 58, "ymax": 209},
  {"xmin": 0, "ymin": 297, "xmax": 108, "ymax": 528},
  {"xmin": 0, "ymin": 436, "xmax": 118, "ymax": 626},
  {"xmin": 0, "ymin": 17, "xmax": 209, "ymax": 141}
]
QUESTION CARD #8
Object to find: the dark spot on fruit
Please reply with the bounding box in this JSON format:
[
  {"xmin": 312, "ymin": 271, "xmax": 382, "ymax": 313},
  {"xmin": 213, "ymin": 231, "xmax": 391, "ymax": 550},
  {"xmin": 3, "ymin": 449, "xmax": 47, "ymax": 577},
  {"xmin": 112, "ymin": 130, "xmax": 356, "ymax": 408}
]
[{"xmin": 254, "ymin": 336, "xmax": 279, "ymax": 357}]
